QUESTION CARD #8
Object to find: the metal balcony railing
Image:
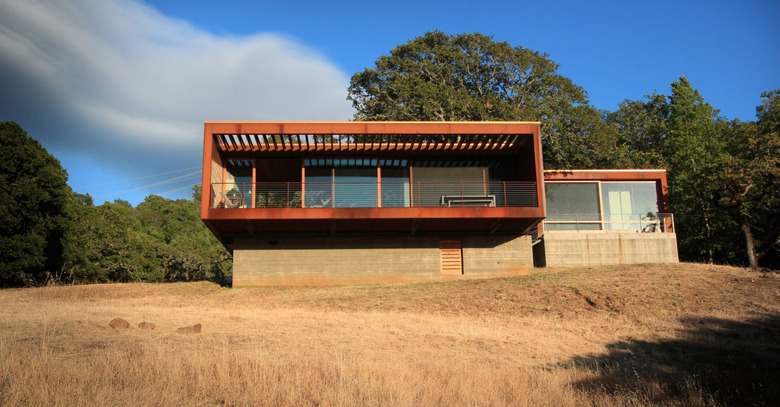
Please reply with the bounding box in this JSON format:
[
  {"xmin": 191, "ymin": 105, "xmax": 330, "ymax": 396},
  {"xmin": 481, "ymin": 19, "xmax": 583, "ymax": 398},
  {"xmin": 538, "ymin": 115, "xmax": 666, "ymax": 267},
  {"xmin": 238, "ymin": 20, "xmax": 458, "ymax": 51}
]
[
  {"xmin": 210, "ymin": 181, "xmax": 538, "ymax": 209},
  {"xmin": 543, "ymin": 213, "xmax": 675, "ymax": 233}
]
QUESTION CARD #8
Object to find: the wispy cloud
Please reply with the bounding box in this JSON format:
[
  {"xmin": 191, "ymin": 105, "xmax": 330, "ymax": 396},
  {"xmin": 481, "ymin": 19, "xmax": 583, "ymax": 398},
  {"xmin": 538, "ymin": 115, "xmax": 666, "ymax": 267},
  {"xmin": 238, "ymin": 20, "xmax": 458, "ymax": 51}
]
[{"xmin": 0, "ymin": 0, "xmax": 353, "ymax": 196}]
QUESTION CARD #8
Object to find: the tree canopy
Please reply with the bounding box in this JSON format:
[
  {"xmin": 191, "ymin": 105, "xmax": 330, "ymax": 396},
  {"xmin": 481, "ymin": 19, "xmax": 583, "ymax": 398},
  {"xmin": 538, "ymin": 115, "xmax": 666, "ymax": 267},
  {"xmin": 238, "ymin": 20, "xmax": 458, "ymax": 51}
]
[
  {"xmin": 59, "ymin": 190, "xmax": 231, "ymax": 285},
  {"xmin": 0, "ymin": 121, "xmax": 71, "ymax": 286},
  {"xmin": 600, "ymin": 80, "xmax": 779, "ymax": 268},
  {"xmin": 0, "ymin": 121, "xmax": 232, "ymax": 288},
  {"xmin": 347, "ymin": 31, "xmax": 605, "ymax": 168}
]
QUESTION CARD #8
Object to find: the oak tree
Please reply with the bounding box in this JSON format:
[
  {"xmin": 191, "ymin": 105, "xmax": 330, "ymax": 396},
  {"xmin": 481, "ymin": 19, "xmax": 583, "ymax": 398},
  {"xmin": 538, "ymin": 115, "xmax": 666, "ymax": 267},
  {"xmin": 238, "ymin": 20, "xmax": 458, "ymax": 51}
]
[
  {"xmin": 0, "ymin": 122, "xmax": 71, "ymax": 286},
  {"xmin": 347, "ymin": 31, "xmax": 599, "ymax": 168}
]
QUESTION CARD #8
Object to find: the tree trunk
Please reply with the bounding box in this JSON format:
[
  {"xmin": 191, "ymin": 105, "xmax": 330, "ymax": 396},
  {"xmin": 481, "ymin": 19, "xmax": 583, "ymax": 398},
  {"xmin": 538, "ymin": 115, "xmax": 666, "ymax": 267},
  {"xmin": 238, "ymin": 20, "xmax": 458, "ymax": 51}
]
[
  {"xmin": 703, "ymin": 210, "xmax": 714, "ymax": 264},
  {"xmin": 741, "ymin": 223, "xmax": 759, "ymax": 269}
]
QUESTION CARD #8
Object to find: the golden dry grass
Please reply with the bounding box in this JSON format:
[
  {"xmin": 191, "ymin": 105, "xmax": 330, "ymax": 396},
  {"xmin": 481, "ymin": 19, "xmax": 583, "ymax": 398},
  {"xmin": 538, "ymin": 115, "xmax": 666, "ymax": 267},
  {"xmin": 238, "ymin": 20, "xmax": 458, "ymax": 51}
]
[{"xmin": 0, "ymin": 263, "xmax": 778, "ymax": 406}]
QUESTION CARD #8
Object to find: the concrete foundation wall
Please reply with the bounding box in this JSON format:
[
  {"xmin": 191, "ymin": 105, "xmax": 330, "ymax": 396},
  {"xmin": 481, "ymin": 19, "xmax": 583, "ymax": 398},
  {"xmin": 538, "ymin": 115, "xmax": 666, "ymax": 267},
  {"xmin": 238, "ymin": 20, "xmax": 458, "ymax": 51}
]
[
  {"xmin": 542, "ymin": 233, "xmax": 679, "ymax": 267},
  {"xmin": 233, "ymin": 234, "xmax": 533, "ymax": 286}
]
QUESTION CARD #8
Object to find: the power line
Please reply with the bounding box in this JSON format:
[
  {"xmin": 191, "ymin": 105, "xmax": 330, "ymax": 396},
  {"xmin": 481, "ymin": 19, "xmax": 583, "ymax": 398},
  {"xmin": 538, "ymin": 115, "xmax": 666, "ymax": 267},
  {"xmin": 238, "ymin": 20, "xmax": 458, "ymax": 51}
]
[
  {"xmin": 96, "ymin": 171, "xmax": 201, "ymax": 199},
  {"xmin": 158, "ymin": 183, "xmax": 200, "ymax": 196},
  {"xmin": 74, "ymin": 166, "xmax": 201, "ymax": 189}
]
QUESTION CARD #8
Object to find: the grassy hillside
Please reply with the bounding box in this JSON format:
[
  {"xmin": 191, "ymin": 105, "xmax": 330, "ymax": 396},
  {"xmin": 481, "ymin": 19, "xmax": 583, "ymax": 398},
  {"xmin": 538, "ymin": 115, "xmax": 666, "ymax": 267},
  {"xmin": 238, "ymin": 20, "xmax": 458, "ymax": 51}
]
[{"xmin": 0, "ymin": 263, "xmax": 778, "ymax": 406}]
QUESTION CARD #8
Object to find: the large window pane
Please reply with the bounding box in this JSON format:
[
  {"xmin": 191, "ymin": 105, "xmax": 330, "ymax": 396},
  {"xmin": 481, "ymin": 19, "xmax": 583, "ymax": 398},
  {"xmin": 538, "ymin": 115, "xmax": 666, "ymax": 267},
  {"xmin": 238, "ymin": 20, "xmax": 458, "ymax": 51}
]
[
  {"xmin": 381, "ymin": 167, "xmax": 410, "ymax": 207},
  {"xmin": 334, "ymin": 168, "xmax": 376, "ymax": 207},
  {"xmin": 225, "ymin": 162, "xmax": 252, "ymax": 208},
  {"xmin": 545, "ymin": 182, "xmax": 601, "ymax": 222},
  {"xmin": 304, "ymin": 166, "xmax": 379, "ymax": 208},
  {"xmin": 233, "ymin": 176, "xmax": 252, "ymax": 207},
  {"xmin": 601, "ymin": 182, "xmax": 659, "ymax": 231},
  {"xmin": 304, "ymin": 167, "xmax": 332, "ymax": 208}
]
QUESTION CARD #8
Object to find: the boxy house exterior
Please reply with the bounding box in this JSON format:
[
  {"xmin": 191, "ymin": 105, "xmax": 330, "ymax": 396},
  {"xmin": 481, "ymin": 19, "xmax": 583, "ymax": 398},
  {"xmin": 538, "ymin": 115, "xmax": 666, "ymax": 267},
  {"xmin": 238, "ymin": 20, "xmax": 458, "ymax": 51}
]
[
  {"xmin": 538, "ymin": 169, "xmax": 679, "ymax": 267},
  {"xmin": 200, "ymin": 121, "xmax": 678, "ymax": 286}
]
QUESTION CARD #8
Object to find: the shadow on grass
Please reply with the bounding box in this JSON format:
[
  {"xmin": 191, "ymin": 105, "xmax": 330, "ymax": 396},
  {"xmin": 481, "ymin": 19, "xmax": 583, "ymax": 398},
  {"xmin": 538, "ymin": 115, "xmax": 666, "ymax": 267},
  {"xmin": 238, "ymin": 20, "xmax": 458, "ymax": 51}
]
[
  {"xmin": 211, "ymin": 275, "xmax": 233, "ymax": 288},
  {"xmin": 564, "ymin": 313, "xmax": 780, "ymax": 406}
]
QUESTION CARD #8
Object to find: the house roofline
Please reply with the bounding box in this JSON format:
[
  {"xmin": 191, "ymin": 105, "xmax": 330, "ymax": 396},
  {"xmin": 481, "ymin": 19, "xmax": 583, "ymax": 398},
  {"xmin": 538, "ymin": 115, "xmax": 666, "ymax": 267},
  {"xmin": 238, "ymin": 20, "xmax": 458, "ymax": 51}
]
[{"xmin": 204, "ymin": 121, "xmax": 541, "ymax": 135}]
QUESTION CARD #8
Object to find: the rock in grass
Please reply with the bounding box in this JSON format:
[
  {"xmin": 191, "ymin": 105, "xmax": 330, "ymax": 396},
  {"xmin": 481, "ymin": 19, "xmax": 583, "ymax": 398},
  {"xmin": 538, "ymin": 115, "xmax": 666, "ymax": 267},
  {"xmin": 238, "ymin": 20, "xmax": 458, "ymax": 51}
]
[
  {"xmin": 176, "ymin": 323, "xmax": 202, "ymax": 334},
  {"xmin": 138, "ymin": 322, "xmax": 156, "ymax": 330},
  {"xmin": 109, "ymin": 318, "xmax": 130, "ymax": 329}
]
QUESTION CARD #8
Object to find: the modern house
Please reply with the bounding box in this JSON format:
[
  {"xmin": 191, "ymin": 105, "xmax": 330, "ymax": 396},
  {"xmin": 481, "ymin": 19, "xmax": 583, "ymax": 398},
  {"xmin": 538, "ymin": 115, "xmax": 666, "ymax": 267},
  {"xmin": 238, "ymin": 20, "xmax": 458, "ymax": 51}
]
[{"xmin": 200, "ymin": 121, "xmax": 677, "ymax": 286}]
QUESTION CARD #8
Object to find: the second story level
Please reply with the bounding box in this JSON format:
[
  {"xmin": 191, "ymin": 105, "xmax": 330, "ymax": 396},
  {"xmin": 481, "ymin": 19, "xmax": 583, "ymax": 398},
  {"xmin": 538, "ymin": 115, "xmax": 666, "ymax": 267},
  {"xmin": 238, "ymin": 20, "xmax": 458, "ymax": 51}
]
[{"xmin": 200, "ymin": 122, "xmax": 546, "ymax": 246}]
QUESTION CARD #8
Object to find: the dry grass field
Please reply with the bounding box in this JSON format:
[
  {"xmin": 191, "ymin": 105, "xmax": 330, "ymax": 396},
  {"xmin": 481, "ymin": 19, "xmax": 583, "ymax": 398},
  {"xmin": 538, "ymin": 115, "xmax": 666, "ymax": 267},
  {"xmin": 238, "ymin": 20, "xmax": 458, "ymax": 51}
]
[{"xmin": 0, "ymin": 263, "xmax": 778, "ymax": 406}]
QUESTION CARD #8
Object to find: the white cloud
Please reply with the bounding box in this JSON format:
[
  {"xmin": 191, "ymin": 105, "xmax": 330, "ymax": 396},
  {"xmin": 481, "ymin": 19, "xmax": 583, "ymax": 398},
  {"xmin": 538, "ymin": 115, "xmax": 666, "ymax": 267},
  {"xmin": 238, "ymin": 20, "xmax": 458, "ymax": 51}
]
[{"xmin": 0, "ymin": 0, "xmax": 353, "ymax": 196}]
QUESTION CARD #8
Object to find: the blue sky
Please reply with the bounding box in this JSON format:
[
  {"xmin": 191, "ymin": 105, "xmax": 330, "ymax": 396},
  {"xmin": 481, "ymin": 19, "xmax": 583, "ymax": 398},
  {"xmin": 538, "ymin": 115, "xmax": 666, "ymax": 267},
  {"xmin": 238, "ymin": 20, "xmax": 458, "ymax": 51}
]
[{"xmin": 1, "ymin": 0, "xmax": 778, "ymax": 205}]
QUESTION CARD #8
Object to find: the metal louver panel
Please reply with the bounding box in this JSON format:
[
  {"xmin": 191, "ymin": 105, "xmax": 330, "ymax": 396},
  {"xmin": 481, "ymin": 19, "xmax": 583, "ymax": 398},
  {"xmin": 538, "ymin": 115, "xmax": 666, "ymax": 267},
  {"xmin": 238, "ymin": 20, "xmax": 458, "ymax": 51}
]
[{"xmin": 439, "ymin": 240, "xmax": 463, "ymax": 275}]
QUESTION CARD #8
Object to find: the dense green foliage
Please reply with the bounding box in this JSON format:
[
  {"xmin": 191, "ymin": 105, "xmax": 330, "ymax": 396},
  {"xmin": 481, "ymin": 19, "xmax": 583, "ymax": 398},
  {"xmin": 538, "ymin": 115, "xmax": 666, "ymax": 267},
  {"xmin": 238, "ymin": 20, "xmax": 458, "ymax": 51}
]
[
  {"xmin": 351, "ymin": 32, "xmax": 779, "ymax": 269},
  {"xmin": 605, "ymin": 81, "xmax": 779, "ymax": 268},
  {"xmin": 348, "ymin": 31, "xmax": 610, "ymax": 169},
  {"xmin": 60, "ymin": 190, "xmax": 231, "ymax": 285},
  {"xmin": 0, "ymin": 122, "xmax": 71, "ymax": 286},
  {"xmin": 0, "ymin": 122, "xmax": 231, "ymax": 288}
]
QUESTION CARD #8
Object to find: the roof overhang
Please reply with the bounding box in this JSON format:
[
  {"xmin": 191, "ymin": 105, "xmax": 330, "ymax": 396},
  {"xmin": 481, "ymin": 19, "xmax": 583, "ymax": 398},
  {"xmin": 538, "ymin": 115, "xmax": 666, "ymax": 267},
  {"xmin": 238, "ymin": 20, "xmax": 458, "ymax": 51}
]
[
  {"xmin": 207, "ymin": 121, "xmax": 541, "ymax": 158},
  {"xmin": 544, "ymin": 169, "xmax": 667, "ymax": 181}
]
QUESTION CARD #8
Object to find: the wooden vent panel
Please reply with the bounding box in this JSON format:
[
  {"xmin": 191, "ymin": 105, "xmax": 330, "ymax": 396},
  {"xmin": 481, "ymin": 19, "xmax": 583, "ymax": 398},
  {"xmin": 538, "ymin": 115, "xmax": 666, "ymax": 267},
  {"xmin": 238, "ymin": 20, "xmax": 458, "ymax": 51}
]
[{"xmin": 439, "ymin": 240, "xmax": 463, "ymax": 275}]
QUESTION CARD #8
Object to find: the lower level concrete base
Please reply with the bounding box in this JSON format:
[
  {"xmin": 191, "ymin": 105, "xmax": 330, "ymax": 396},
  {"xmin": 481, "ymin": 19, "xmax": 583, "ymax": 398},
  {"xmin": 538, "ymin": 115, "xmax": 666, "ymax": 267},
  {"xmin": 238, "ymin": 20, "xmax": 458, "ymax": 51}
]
[
  {"xmin": 540, "ymin": 232, "xmax": 679, "ymax": 267},
  {"xmin": 232, "ymin": 234, "xmax": 533, "ymax": 286}
]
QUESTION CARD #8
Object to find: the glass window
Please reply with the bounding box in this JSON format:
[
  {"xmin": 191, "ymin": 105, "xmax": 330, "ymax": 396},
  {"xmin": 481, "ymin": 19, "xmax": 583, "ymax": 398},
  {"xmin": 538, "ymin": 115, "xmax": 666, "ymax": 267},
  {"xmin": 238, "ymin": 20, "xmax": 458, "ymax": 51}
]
[
  {"xmin": 545, "ymin": 182, "xmax": 601, "ymax": 222},
  {"xmin": 381, "ymin": 167, "xmax": 410, "ymax": 207},
  {"xmin": 334, "ymin": 168, "xmax": 376, "ymax": 207},
  {"xmin": 233, "ymin": 176, "xmax": 252, "ymax": 207},
  {"xmin": 601, "ymin": 182, "xmax": 659, "ymax": 231},
  {"xmin": 225, "ymin": 162, "xmax": 252, "ymax": 208},
  {"xmin": 304, "ymin": 166, "xmax": 379, "ymax": 208},
  {"xmin": 304, "ymin": 167, "xmax": 333, "ymax": 208}
]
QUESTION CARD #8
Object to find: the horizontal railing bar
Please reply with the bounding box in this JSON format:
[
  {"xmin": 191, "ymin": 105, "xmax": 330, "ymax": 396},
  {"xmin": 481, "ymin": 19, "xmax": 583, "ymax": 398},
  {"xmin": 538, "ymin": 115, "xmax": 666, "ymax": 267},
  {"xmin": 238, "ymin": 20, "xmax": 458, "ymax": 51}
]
[
  {"xmin": 211, "ymin": 181, "xmax": 537, "ymax": 209},
  {"xmin": 543, "ymin": 213, "xmax": 675, "ymax": 233}
]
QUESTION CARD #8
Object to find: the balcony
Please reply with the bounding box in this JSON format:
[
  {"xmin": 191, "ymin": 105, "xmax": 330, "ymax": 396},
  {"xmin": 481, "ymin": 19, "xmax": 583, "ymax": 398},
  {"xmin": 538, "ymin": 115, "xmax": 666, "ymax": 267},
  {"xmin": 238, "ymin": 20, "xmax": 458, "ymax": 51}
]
[{"xmin": 210, "ymin": 181, "xmax": 538, "ymax": 209}]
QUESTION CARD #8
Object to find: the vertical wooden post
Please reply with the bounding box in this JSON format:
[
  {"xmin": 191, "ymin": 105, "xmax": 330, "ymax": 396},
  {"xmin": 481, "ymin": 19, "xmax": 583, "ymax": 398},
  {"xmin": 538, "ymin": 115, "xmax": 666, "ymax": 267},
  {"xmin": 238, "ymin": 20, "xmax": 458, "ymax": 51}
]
[
  {"xmin": 409, "ymin": 166, "xmax": 414, "ymax": 207},
  {"xmin": 251, "ymin": 158, "xmax": 256, "ymax": 208},
  {"xmin": 597, "ymin": 181, "xmax": 604, "ymax": 231},
  {"xmin": 221, "ymin": 166, "xmax": 226, "ymax": 195},
  {"xmin": 300, "ymin": 160, "xmax": 306, "ymax": 208},
  {"xmin": 377, "ymin": 165, "xmax": 382, "ymax": 208},
  {"xmin": 201, "ymin": 124, "xmax": 215, "ymax": 215},
  {"xmin": 482, "ymin": 167, "xmax": 487, "ymax": 195},
  {"xmin": 331, "ymin": 167, "xmax": 335, "ymax": 208}
]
